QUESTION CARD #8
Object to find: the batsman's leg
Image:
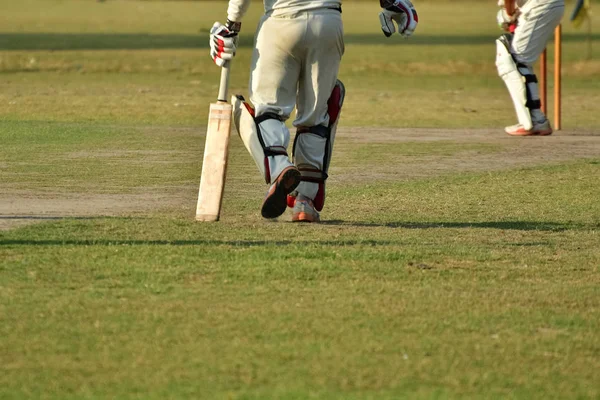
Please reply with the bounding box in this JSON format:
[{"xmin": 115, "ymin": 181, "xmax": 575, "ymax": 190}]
[
  {"xmin": 496, "ymin": 34, "xmax": 540, "ymax": 134},
  {"xmin": 289, "ymin": 9, "xmax": 344, "ymax": 222},
  {"xmin": 291, "ymin": 80, "xmax": 345, "ymax": 218},
  {"xmin": 232, "ymin": 97, "xmax": 301, "ymax": 218},
  {"xmin": 234, "ymin": 14, "xmax": 305, "ymax": 218},
  {"xmin": 498, "ymin": 3, "xmax": 564, "ymax": 136}
]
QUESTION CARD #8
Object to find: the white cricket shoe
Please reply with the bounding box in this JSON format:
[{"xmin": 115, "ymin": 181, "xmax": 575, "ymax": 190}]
[
  {"xmin": 505, "ymin": 120, "xmax": 553, "ymax": 136},
  {"xmin": 292, "ymin": 195, "xmax": 320, "ymax": 223}
]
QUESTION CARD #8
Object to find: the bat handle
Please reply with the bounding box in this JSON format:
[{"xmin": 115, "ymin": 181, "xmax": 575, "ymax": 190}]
[{"xmin": 217, "ymin": 62, "xmax": 231, "ymax": 103}]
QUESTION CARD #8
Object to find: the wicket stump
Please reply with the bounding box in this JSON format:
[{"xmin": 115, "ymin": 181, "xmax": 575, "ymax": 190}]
[{"xmin": 539, "ymin": 25, "xmax": 562, "ymax": 130}]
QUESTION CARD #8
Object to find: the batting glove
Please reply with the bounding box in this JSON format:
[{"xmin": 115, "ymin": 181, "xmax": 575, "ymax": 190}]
[
  {"xmin": 496, "ymin": 9, "xmax": 519, "ymax": 32},
  {"xmin": 379, "ymin": 0, "xmax": 419, "ymax": 38},
  {"xmin": 209, "ymin": 20, "xmax": 240, "ymax": 67}
]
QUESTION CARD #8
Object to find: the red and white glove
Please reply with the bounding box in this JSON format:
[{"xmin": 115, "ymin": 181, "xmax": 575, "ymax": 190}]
[
  {"xmin": 209, "ymin": 21, "xmax": 240, "ymax": 67},
  {"xmin": 379, "ymin": 0, "xmax": 419, "ymax": 38},
  {"xmin": 497, "ymin": 1, "xmax": 519, "ymax": 33},
  {"xmin": 496, "ymin": 8, "xmax": 519, "ymax": 33}
]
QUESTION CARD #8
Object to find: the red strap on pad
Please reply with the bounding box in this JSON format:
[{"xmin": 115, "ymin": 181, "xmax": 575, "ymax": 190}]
[{"xmin": 327, "ymin": 85, "xmax": 343, "ymax": 127}]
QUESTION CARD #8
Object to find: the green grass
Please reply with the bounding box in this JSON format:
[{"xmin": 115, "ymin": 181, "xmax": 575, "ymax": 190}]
[
  {"xmin": 1, "ymin": 0, "xmax": 600, "ymax": 399},
  {"xmin": 2, "ymin": 161, "xmax": 600, "ymax": 399},
  {"xmin": 1, "ymin": 1, "xmax": 599, "ymax": 127}
]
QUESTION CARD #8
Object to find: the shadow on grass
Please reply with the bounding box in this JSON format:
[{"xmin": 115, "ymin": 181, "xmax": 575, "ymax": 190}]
[
  {"xmin": 0, "ymin": 32, "xmax": 598, "ymax": 50},
  {"xmin": 1, "ymin": 216, "xmax": 102, "ymax": 221},
  {"xmin": 0, "ymin": 220, "xmax": 588, "ymax": 247},
  {"xmin": 322, "ymin": 220, "xmax": 581, "ymax": 231},
  {"xmin": 1, "ymin": 216, "xmax": 582, "ymax": 231},
  {"xmin": 0, "ymin": 239, "xmax": 396, "ymax": 247},
  {"xmin": 0, "ymin": 237, "xmax": 560, "ymax": 247}
]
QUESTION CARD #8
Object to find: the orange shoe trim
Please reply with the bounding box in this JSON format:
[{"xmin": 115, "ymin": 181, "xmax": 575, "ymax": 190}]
[
  {"xmin": 507, "ymin": 128, "xmax": 534, "ymax": 136},
  {"xmin": 292, "ymin": 212, "xmax": 320, "ymax": 223}
]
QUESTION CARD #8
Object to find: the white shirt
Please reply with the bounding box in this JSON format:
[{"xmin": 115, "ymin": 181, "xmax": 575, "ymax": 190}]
[{"xmin": 517, "ymin": 0, "xmax": 564, "ymax": 7}]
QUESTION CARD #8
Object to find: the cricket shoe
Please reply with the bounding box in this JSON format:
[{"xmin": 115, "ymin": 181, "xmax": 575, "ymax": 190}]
[
  {"xmin": 261, "ymin": 166, "xmax": 301, "ymax": 219},
  {"xmin": 505, "ymin": 120, "xmax": 553, "ymax": 136},
  {"xmin": 292, "ymin": 195, "xmax": 320, "ymax": 223}
]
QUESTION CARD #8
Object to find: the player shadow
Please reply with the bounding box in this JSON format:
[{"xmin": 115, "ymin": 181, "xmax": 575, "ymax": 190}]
[
  {"xmin": 0, "ymin": 219, "xmax": 590, "ymax": 247},
  {"xmin": 0, "ymin": 215, "xmax": 102, "ymax": 221},
  {"xmin": 320, "ymin": 220, "xmax": 585, "ymax": 232},
  {"xmin": 0, "ymin": 32, "xmax": 597, "ymax": 51},
  {"xmin": 0, "ymin": 238, "xmax": 397, "ymax": 247}
]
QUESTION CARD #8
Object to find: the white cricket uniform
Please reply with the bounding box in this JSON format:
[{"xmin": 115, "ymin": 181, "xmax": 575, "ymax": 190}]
[
  {"xmin": 496, "ymin": 0, "xmax": 564, "ymax": 129},
  {"xmin": 228, "ymin": 0, "xmax": 343, "ymax": 127},
  {"xmin": 227, "ymin": 0, "xmax": 344, "ymax": 200},
  {"xmin": 512, "ymin": 0, "xmax": 564, "ymax": 64}
]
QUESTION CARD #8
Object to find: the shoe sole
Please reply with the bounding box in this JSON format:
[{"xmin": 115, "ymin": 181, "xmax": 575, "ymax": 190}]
[{"xmin": 261, "ymin": 167, "xmax": 301, "ymax": 219}]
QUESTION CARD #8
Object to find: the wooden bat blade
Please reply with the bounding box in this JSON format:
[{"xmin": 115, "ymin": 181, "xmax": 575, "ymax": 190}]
[
  {"xmin": 504, "ymin": 0, "xmax": 516, "ymax": 16},
  {"xmin": 195, "ymin": 102, "xmax": 232, "ymax": 222}
]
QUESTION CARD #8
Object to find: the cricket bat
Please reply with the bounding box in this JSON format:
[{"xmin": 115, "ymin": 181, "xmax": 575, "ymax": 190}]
[
  {"xmin": 195, "ymin": 63, "xmax": 232, "ymax": 222},
  {"xmin": 504, "ymin": 0, "xmax": 516, "ymax": 16}
]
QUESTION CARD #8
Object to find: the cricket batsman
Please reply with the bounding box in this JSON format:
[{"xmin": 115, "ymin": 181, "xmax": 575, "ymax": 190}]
[
  {"xmin": 209, "ymin": 0, "xmax": 418, "ymax": 222},
  {"xmin": 496, "ymin": 0, "xmax": 564, "ymax": 136}
]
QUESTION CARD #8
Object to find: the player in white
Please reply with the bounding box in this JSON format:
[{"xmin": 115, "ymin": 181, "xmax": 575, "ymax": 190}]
[
  {"xmin": 496, "ymin": 0, "xmax": 564, "ymax": 136},
  {"xmin": 209, "ymin": 0, "xmax": 418, "ymax": 222}
]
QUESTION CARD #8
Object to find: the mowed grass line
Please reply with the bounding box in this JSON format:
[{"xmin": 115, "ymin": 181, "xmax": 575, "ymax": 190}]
[
  {"xmin": 1, "ymin": 120, "xmax": 507, "ymax": 195},
  {"xmin": 1, "ymin": 161, "xmax": 599, "ymax": 399},
  {"xmin": 0, "ymin": 120, "xmax": 203, "ymax": 193}
]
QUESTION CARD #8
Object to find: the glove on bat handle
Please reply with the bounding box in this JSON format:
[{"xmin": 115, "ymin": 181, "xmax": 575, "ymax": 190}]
[{"xmin": 217, "ymin": 61, "xmax": 231, "ymax": 103}]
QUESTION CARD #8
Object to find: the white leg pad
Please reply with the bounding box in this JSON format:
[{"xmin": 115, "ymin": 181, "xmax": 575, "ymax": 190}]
[
  {"xmin": 496, "ymin": 35, "xmax": 533, "ymax": 130},
  {"xmin": 292, "ymin": 80, "xmax": 344, "ymax": 210},
  {"xmin": 232, "ymin": 95, "xmax": 293, "ymax": 184},
  {"xmin": 259, "ymin": 118, "xmax": 294, "ymax": 184},
  {"xmin": 294, "ymin": 130, "xmax": 329, "ymax": 200}
]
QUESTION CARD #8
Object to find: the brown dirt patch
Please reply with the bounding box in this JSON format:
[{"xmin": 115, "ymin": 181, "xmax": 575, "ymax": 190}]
[
  {"xmin": 1, "ymin": 128, "xmax": 599, "ymax": 231},
  {"xmin": 333, "ymin": 127, "xmax": 600, "ymax": 181}
]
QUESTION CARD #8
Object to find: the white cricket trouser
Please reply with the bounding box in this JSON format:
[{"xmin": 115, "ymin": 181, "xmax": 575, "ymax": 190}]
[
  {"xmin": 250, "ymin": 9, "xmax": 344, "ymax": 127},
  {"xmin": 512, "ymin": 0, "xmax": 564, "ymax": 64}
]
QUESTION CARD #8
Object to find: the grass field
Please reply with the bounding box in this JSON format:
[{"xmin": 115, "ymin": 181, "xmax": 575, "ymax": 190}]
[{"xmin": 1, "ymin": 0, "xmax": 600, "ymax": 399}]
